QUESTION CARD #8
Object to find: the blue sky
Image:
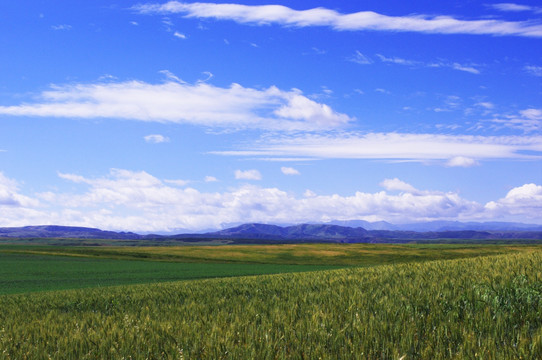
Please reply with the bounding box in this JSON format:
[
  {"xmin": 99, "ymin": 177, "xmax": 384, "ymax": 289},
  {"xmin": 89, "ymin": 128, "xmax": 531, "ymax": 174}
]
[{"xmin": 0, "ymin": 1, "xmax": 541, "ymax": 232}]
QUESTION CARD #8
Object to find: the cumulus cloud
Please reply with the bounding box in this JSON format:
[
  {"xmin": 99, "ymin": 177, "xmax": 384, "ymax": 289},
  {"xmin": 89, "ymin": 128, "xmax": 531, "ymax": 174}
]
[
  {"xmin": 0, "ymin": 173, "xmax": 39, "ymax": 207},
  {"xmin": 164, "ymin": 179, "xmax": 190, "ymax": 186},
  {"xmin": 0, "ymin": 169, "xmax": 540, "ymax": 231},
  {"xmin": 235, "ymin": 169, "xmax": 262, "ymax": 180},
  {"xmin": 446, "ymin": 156, "xmax": 479, "ymax": 167},
  {"xmin": 213, "ymin": 132, "xmax": 542, "ymax": 164},
  {"xmin": 0, "ymin": 79, "xmax": 352, "ymax": 131},
  {"xmin": 173, "ymin": 31, "xmax": 186, "ymax": 39},
  {"xmin": 35, "ymin": 170, "xmax": 485, "ymax": 230},
  {"xmin": 144, "ymin": 134, "xmax": 170, "ymax": 143},
  {"xmin": 281, "ymin": 166, "xmax": 300, "ymax": 175},
  {"xmin": 485, "ymin": 183, "xmax": 542, "ymax": 220},
  {"xmin": 134, "ymin": 2, "xmax": 542, "ymax": 37},
  {"xmin": 49, "ymin": 170, "xmax": 491, "ymax": 230}
]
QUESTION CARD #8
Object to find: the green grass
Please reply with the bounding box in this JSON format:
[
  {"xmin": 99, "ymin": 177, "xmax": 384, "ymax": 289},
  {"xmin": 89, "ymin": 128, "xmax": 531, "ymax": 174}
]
[
  {"xmin": 0, "ymin": 251, "xmax": 540, "ymax": 359},
  {"xmin": 0, "ymin": 252, "xmax": 341, "ymax": 295}
]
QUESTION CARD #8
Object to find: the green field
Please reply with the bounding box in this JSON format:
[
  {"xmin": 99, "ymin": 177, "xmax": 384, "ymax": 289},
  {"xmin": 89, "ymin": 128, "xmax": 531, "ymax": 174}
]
[
  {"xmin": 0, "ymin": 251, "xmax": 341, "ymax": 295},
  {"xmin": 0, "ymin": 243, "xmax": 541, "ymax": 358}
]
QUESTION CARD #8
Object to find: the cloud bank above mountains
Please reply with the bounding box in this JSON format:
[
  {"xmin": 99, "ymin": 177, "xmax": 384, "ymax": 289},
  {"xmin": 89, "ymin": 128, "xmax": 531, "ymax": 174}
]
[{"xmin": 1, "ymin": 169, "xmax": 540, "ymax": 232}]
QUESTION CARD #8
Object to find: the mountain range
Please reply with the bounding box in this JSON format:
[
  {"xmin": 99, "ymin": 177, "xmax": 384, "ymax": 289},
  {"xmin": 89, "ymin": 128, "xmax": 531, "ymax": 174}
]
[{"xmin": 0, "ymin": 222, "xmax": 541, "ymax": 242}]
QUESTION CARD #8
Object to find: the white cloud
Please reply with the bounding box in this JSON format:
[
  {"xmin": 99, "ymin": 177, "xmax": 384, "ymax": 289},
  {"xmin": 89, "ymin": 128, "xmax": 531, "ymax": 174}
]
[
  {"xmin": 204, "ymin": 175, "xmax": 218, "ymax": 182},
  {"xmin": 380, "ymin": 178, "xmax": 420, "ymax": 194},
  {"xmin": 490, "ymin": 108, "xmax": 542, "ymax": 132},
  {"xmin": 446, "ymin": 156, "xmax": 479, "ymax": 167},
  {"xmin": 134, "ymin": 2, "xmax": 542, "ymax": 37},
  {"xmin": 213, "ymin": 132, "xmax": 542, "ymax": 164},
  {"xmin": 164, "ymin": 179, "xmax": 190, "ymax": 186},
  {"xmin": 489, "ymin": 3, "xmax": 542, "ymax": 13},
  {"xmin": 200, "ymin": 71, "xmax": 214, "ymax": 82},
  {"xmin": 281, "ymin": 166, "xmax": 300, "ymax": 175},
  {"xmin": 485, "ymin": 184, "xmax": 542, "ymax": 219},
  {"xmin": 235, "ymin": 169, "xmax": 262, "ymax": 180},
  {"xmin": 51, "ymin": 24, "xmax": 72, "ymax": 31},
  {"xmin": 144, "ymin": 134, "xmax": 170, "ymax": 143},
  {"xmin": 349, "ymin": 51, "xmax": 372, "ymax": 65},
  {"xmin": 38, "ymin": 171, "xmax": 487, "ymax": 230},
  {"xmin": 475, "ymin": 102, "xmax": 494, "ymax": 109},
  {"xmin": 375, "ymin": 88, "xmax": 391, "ymax": 94},
  {"xmin": 304, "ymin": 189, "xmax": 316, "ymax": 197},
  {"xmin": 376, "ymin": 54, "xmax": 417, "ymax": 66},
  {"xmin": 0, "ymin": 173, "xmax": 39, "ymax": 207},
  {"xmin": 376, "ymin": 54, "xmax": 480, "ymax": 74},
  {"xmin": 0, "ymin": 169, "xmax": 540, "ymax": 231},
  {"xmin": 524, "ymin": 65, "xmax": 542, "ymax": 76},
  {"xmin": 173, "ymin": 31, "xmax": 186, "ymax": 39},
  {"xmin": 451, "ymin": 63, "xmax": 480, "ymax": 74},
  {"xmin": 0, "ymin": 79, "xmax": 352, "ymax": 131},
  {"xmin": 159, "ymin": 69, "xmax": 186, "ymax": 83}
]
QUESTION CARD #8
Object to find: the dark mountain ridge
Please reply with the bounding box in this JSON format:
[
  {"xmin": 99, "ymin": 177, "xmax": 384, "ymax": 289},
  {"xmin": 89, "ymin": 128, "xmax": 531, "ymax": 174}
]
[{"xmin": 0, "ymin": 222, "xmax": 541, "ymax": 242}]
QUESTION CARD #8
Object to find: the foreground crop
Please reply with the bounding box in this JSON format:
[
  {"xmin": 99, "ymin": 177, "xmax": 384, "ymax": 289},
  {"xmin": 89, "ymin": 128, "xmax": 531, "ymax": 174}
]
[{"xmin": 1, "ymin": 251, "xmax": 541, "ymax": 359}]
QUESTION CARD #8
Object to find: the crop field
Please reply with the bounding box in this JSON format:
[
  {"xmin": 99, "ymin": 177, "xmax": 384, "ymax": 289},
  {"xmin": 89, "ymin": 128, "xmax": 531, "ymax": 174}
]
[
  {"xmin": 2, "ymin": 242, "xmax": 540, "ymax": 265},
  {"xmin": 0, "ymin": 251, "xmax": 340, "ymax": 295},
  {"xmin": 0, "ymin": 244, "xmax": 541, "ymax": 358}
]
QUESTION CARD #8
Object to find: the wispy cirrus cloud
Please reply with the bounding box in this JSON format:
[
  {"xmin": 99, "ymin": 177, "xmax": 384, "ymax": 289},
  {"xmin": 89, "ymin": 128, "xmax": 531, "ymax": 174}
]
[
  {"xmin": 488, "ymin": 3, "xmax": 542, "ymax": 14},
  {"xmin": 524, "ymin": 65, "xmax": 542, "ymax": 76},
  {"xmin": 51, "ymin": 24, "xmax": 72, "ymax": 31},
  {"xmin": 133, "ymin": 2, "xmax": 542, "ymax": 37},
  {"xmin": 0, "ymin": 78, "xmax": 352, "ymax": 131},
  {"xmin": 348, "ymin": 51, "xmax": 372, "ymax": 65},
  {"xmin": 489, "ymin": 108, "xmax": 542, "ymax": 132},
  {"xmin": 375, "ymin": 54, "xmax": 481, "ymax": 74},
  {"xmin": 213, "ymin": 132, "xmax": 542, "ymax": 164}
]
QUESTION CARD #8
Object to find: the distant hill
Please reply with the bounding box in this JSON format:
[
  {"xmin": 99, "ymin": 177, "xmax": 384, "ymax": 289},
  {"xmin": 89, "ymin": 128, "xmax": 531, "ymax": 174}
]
[
  {"xmin": 328, "ymin": 220, "xmax": 542, "ymax": 232},
  {"xmin": 208, "ymin": 223, "xmax": 371, "ymax": 241},
  {"xmin": 0, "ymin": 225, "xmax": 142, "ymax": 240},
  {"xmin": 0, "ymin": 222, "xmax": 541, "ymax": 242}
]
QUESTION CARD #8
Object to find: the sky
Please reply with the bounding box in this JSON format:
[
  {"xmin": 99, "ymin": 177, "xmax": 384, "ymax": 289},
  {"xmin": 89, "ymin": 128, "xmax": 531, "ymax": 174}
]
[{"xmin": 0, "ymin": 1, "xmax": 541, "ymax": 232}]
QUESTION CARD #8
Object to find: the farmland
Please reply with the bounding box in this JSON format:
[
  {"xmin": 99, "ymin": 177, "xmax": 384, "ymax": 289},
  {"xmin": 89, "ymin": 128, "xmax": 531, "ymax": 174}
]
[
  {"xmin": 0, "ymin": 243, "xmax": 541, "ymax": 358},
  {"xmin": 0, "ymin": 251, "xmax": 341, "ymax": 295}
]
